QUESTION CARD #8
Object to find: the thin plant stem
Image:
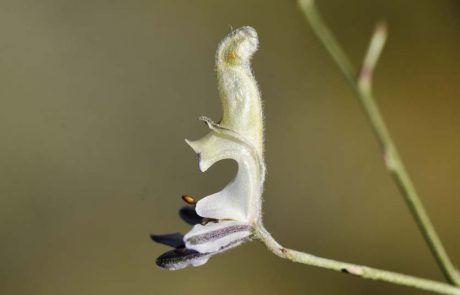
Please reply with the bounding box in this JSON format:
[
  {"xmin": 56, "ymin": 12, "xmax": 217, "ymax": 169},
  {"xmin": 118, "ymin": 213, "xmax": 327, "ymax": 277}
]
[
  {"xmin": 256, "ymin": 226, "xmax": 460, "ymax": 295},
  {"xmin": 297, "ymin": 0, "xmax": 460, "ymax": 286}
]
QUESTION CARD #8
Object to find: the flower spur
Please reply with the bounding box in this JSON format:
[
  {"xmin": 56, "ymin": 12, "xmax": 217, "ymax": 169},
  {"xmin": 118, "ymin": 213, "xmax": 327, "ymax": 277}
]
[{"xmin": 151, "ymin": 26, "xmax": 266, "ymax": 270}]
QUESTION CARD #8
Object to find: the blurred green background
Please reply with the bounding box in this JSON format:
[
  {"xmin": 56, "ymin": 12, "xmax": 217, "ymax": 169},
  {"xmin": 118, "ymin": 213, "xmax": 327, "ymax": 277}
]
[{"xmin": 1, "ymin": 0, "xmax": 459, "ymax": 294}]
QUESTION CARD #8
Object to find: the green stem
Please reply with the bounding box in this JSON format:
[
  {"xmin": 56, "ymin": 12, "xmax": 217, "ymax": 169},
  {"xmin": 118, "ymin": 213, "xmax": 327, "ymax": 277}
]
[
  {"xmin": 256, "ymin": 226, "xmax": 460, "ymax": 295},
  {"xmin": 297, "ymin": 0, "xmax": 460, "ymax": 286}
]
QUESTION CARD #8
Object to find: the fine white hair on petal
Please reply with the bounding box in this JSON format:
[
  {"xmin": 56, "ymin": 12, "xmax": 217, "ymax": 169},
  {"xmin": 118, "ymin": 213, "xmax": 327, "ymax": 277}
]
[
  {"xmin": 216, "ymin": 26, "xmax": 259, "ymax": 66},
  {"xmin": 216, "ymin": 26, "xmax": 264, "ymax": 156}
]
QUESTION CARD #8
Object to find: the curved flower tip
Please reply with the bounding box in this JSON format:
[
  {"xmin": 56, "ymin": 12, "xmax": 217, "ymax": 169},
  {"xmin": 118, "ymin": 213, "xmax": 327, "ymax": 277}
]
[
  {"xmin": 152, "ymin": 26, "xmax": 265, "ymax": 270},
  {"xmin": 217, "ymin": 26, "xmax": 258, "ymax": 66}
]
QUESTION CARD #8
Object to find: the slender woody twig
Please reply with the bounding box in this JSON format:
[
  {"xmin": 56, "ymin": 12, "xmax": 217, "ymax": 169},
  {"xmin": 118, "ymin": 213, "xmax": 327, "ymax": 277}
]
[
  {"xmin": 297, "ymin": 0, "xmax": 460, "ymax": 287},
  {"xmin": 254, "ymin": 1, "xmax": 460, "ymax": 294}
]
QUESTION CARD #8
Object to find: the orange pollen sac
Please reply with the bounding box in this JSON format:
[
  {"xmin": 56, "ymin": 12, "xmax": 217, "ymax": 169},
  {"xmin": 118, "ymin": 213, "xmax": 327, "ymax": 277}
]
[{"xmin": 181, "ymin": 195, "xmax": 196, "ymax": 205}]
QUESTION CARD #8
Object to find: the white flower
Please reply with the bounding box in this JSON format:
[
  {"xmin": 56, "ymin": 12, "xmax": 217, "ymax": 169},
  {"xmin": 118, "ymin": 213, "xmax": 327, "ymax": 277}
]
[{"xmin": 152, "ymin": 26, "xmax": 266, "ymax": 270}]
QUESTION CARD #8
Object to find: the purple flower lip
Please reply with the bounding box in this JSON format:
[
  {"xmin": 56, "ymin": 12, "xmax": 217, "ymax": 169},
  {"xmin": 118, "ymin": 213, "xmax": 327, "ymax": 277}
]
[{"xmin": 151, "ymin": 205, "xmax": 252, "ymax": 270}]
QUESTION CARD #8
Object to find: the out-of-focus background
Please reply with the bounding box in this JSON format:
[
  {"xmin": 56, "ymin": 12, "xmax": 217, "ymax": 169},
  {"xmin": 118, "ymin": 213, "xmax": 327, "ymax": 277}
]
[{"xmin": 1, "ymin": 0, "xmax": 459, "ymax": 294}]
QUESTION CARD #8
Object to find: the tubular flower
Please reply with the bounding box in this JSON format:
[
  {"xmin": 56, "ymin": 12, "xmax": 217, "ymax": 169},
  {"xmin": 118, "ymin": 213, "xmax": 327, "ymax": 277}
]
[{"xmin": 152, "ymin": 26, "xmax": 265, "ymax": 270}]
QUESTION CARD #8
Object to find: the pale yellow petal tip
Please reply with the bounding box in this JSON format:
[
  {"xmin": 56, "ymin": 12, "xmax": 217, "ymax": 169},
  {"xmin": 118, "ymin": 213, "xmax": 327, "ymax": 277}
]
[
  {"xmin": 217, "ymin": 26, "xmax": 259, "ymax": 66},
  {"xmin": 185, "ymin": 138, "xmax": 198, "ymax": 153}
]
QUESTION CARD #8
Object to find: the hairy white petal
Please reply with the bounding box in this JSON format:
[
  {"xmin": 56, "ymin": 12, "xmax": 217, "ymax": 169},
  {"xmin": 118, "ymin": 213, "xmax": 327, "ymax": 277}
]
[
  {"xmin": 186, "ymin": 26, "xmax": 265, "ymax": 224},
  {"xmin": 186, "ymin": 133, "xmax": 259, "ymax": 221},
  {"xmin": 217, "ymin": 26, "xmax": 264, "ymax": 155}
]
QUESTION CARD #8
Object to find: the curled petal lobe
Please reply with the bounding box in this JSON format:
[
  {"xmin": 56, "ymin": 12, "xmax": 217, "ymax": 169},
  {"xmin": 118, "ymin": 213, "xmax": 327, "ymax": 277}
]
[{"xmin": 217, "ymin": 26, "xmax": 258, "ymax": 67}]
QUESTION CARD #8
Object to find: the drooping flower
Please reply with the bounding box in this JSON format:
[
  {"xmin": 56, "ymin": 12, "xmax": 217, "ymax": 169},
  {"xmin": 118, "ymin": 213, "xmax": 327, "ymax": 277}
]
[{"xmin": 152, "ymin": 26, "xmax": 266, "ymax": 270}]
